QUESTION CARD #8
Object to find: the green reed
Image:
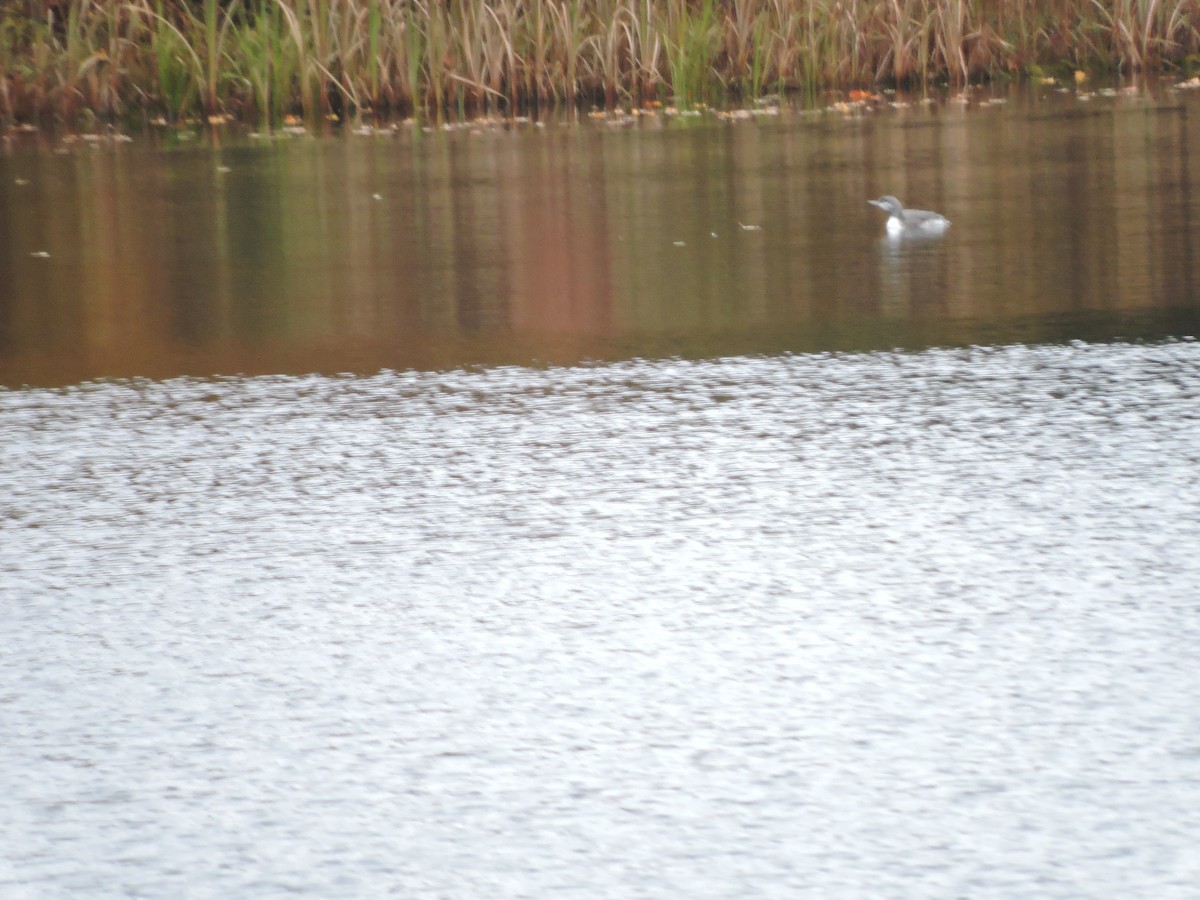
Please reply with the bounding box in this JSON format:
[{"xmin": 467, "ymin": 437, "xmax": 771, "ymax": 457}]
[
  {"xmin": 3, "ymin": 0, "xmax": 1200, "ymax": 127},
  {"xmin": 664, "ymin": 0, "xmax": 718, "ymax": 106},
  {"xmin": 150, "ymin": 2, "xmax": 201, "ymax": 119}
]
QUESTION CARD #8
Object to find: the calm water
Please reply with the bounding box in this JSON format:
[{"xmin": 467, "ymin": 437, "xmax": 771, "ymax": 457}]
[
  {"xmin": 3, "ymin": 86, "xmax": 1200, "ymax": 897},
  {"xmin": 2, "ymin": 85, "xmax": 1200, "ymax": 385}
]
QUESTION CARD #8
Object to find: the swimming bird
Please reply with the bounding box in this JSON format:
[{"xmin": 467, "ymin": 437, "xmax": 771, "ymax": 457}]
[{"xmin": 868, "ymin": 195, "xmax": 950, "ymax": 237}]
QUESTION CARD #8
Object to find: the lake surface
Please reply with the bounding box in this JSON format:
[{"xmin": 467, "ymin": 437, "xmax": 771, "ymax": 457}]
[
  {"xmin": 3, "ymin": 84, "xmax": 1200, "ymax": 386},
  {"xmin": 3, "ymin": 85, "xmax": 1200, "ymax": 897}
]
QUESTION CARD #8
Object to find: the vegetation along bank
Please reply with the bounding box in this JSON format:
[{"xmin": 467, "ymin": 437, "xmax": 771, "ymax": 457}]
[{"xmin": 2, "ymin": 0, "xmax": 1200, "ymax": 125}]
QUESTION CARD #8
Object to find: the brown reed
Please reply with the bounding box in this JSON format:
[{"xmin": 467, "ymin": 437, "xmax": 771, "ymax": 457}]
[{"xmin": 1, "ymin": 0, "xmax": 1199, "ymax": 125}]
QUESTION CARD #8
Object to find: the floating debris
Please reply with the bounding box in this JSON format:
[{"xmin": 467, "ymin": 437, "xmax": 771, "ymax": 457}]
[
  {"xmin": 60, "ymin": 131, "xmax": 133, "ymax": 146},
  {"xmin": 827, "ymin": 95, "xmax": 880, "ymax": 114},
  {"xmin": 14, "ymin": 178, "xmax": 30, "ymax": 186}
]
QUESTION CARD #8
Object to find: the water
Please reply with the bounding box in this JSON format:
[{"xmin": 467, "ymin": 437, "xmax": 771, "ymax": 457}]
[
  {"xmin": 4, "ymin": 87, "xmax": 1200, "ymax": 897},
  {"xmin": 4, "ymin": 342, "xmax": 1200, "ymax": 896},
  {"xmin": 3, "ymin": 85, "xmax": 1200, "ymax": 387}
]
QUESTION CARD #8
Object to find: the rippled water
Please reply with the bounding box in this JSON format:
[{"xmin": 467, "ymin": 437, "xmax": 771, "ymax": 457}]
[{"xmin": 4, "ymin": 340, "xmax": 1200, "ymax": 896}]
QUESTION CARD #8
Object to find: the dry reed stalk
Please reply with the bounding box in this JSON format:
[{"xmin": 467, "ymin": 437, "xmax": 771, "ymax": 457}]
[
  {"xmin": 933, "ymin": 0, "xmax": 970, "ymax": 83},
  {"xmin": 550, "ymin": 0, "xmax": 589, "ymax": 106},
  {"xmin": 482, "ymin": 3, "xmax": 518, "ymax": 109},
  {"xmin": 619, "ymin": 0, "xmax": 660, "ymax": 102},
  {"xmin": 762, "ymin": 0, "xmax": 796, "ymax": 89},
  {"xmin": 591, "ymin": 3, "xmax": 632, "ymax": 106}
]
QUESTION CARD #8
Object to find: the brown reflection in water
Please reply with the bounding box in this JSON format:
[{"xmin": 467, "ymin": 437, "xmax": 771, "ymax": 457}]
[
  {"xmin": 502, "ymin": 133, "xmax": 614, "ymax": 339},
  {"xmin": 2, "ymin": 90, "xmax": 1200, "ymax": 387}
]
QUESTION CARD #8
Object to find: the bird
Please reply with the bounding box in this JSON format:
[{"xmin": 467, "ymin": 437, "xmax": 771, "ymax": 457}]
[{"xmin": 868, "ymin": 195, "xmax": 950, "ymax": 237}]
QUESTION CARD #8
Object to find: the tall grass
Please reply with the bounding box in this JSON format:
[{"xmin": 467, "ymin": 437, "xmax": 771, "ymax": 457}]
[{"xmin": 2, "ymin": 0, "xmax": 1200, "ymax": 126}]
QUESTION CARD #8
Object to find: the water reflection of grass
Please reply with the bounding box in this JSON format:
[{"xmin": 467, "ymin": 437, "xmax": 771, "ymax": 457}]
[{"xmin": 1, "ymin": 0, "xmax": 1199, "ymax": 125}]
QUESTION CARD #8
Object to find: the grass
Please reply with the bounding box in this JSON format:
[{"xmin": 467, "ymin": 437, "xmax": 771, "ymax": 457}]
[{"xmin": 1, "ymin": 0, "xmax": 1200, "ymax": 126}]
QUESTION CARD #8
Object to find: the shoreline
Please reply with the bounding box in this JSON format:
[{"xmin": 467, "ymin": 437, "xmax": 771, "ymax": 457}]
[{"xmin": 2, "ymin": 75, "xmax": 1198, "ymax": 144}]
